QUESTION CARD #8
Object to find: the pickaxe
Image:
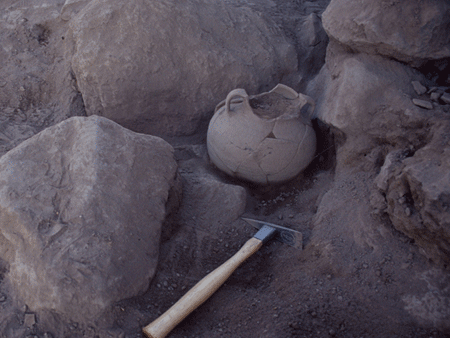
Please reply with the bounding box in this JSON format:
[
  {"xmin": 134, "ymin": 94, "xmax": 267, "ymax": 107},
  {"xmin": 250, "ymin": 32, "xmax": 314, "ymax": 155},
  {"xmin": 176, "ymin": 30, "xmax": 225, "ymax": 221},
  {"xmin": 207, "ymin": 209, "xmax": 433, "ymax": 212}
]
[{"xmin": 143, "ymin": 217, "xmax": 302, "ymax": 338}]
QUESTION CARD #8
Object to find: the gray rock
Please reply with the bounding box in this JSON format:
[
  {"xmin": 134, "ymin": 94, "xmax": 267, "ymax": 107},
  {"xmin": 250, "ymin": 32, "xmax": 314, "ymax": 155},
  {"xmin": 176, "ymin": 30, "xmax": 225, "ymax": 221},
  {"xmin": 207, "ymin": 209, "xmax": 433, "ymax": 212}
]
[
  {"xmin": 23, "ymin": 313, "xmax": 36, "ymax": 328},
  {"xmin": 0, "ymin": 0, "xmax": 87, "ymax": 156},
  {"xmin": 411, "ymin": 81, "xmax": 427, "ymax": 95},
  {"xmin": 60, "ymin": 0, "xmax": 92, "ymax": 21},
  {"xmin": 380, "ymin": 123, "xmax": 450, "ymax": 266},
  {"xmin": 0, "ymin": 116, "xmax": 179, "ymax": 324},
  {"xmin": 306, "ymin": 38, "xmax": 450, "ymax": 268},
  {"xmin": 441, "ymin": 92, "xmax": 450, "ymax": 105},
  {"xmin": 68, "ymin": 0, "xmax": 298, "ymax": 137},
  {"xmin": 322, "ymin": 0, "xmax": 450, "ymax": 65},
  {"xmin": 430, "ymin": 92, "xmax": 442, "ymax": 102},
  {"xmin": 306, "ymin": 41, "xmax": 428, "ymax": 168},
  {"xmin": 374, "ymin": 150, "xmax": 409, "ymax": 192},
  {"xmin": 295, "ymin": 13, "xmax": 329, "ymax": 87},
  {"xmin": 412, "ymin": 98, "xmax": 433, "ymax": 110}
]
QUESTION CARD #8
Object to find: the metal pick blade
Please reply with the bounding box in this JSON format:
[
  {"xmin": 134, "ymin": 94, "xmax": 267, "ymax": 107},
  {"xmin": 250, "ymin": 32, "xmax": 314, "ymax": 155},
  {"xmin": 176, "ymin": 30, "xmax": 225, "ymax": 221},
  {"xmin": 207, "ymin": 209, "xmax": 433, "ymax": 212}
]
[{"xmin": 241, "ymin": 217, "xmax": 303, "ymax": 249}]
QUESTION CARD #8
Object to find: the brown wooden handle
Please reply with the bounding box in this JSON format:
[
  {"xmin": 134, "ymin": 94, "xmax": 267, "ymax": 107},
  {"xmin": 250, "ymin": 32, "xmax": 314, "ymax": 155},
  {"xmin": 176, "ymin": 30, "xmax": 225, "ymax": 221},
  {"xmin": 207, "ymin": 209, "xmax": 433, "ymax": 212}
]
[{"xmin": 142, "ymin": 237, "xmax": 263, "ymax": 338}]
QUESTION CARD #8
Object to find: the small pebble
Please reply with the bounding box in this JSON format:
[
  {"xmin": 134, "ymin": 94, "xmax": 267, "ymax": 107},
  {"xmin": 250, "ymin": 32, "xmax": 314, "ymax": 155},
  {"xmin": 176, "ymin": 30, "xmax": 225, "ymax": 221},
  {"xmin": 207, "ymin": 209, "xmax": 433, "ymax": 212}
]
[
  {"xmin": 375, "ymin": 269, "xmax": 382, "ymax": 277},
  {"xmin": 411, "ymin": 81, "xmax": 427, "ymax": 95},
  {"xmin": 441, "ymin": 92, "xmax": 450, "ymax": 105},
  {"xmin": 0, "ymin": 294, "xmax": 6, "ymax": 302},
  {"xmin": 278, "ymin": 214, "xmax": 283, "ymax": 220},
  {"xmin": 412, "ymin": 98, "xmax": 433, "ymax": 110},
  {"xmin": 329, "ymin": 329, "xmax": 337, "ymax": 336},
  {"xmin": 23, "ymin": 313, "xmax": 36, "ymax": 328},
  {"xmin": 401, "ymin": 262, "xmax": 411, "ymax": 269},
  {"xmin": 430, "ymin": 92, "xmax": 441, "ymax": 102},
  {"xmin": 405, "ymin": 207, "xmax": 411, "ymax": 216},
  {"xmin": 290, "ymin": 322, "xmax": 301, "ymax": 330}
]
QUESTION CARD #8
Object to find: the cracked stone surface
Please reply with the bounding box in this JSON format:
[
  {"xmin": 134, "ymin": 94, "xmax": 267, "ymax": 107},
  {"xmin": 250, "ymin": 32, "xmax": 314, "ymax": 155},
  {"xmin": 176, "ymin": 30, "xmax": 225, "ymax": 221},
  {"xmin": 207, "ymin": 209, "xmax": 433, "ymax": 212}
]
[{"xmin": 0, "ymin": 116, "xmax": 180, "ymax": 324}]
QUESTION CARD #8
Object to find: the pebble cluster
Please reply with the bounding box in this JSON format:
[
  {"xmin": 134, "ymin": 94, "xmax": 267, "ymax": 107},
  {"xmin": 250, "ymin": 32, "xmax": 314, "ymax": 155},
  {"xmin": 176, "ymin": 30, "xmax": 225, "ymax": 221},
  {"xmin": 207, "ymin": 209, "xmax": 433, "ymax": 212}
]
[
  {"xmin": 411, "ymin": 80, "xmax": 450, "ymax": 111},
  {"xmin": 256, "ymin": 189, "xmax": 300, "ymax": 210}
]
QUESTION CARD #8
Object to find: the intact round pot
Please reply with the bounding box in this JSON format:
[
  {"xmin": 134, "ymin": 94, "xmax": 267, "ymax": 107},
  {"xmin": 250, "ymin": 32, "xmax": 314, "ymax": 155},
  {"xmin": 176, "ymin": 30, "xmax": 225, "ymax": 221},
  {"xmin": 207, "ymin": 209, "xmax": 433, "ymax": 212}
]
[{"xmin": 207, "ymin": 84, "xmax": 316, "ymax": 184}]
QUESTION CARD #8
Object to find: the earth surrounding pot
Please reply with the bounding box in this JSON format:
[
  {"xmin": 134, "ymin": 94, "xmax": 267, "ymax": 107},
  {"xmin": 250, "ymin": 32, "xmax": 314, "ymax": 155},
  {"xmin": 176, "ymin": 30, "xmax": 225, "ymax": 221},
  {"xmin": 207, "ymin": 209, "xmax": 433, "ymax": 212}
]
[{"xmin": 207, "ymin": 84, "xmax": 316, "ymax": 184}]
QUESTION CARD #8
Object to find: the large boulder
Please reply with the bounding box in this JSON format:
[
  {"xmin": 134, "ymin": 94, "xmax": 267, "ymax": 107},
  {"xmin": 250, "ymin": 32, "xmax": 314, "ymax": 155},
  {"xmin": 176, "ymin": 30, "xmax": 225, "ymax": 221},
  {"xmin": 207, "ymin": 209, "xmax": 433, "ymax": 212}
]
[
  {"xmin": 307, "ymin": 40, "xmax": 450, "ymax": 268},
  {"xmin": 0, "ymin": 0, "xmax": 86, "ymax": 156},
  {"xmin": 67, "ymin": 0, "xmax": 298, "ymax": 137},
  {"xmin": 306, "ymin": 41, "xmax": 430, "ymax": 167},
  {"xmin": 322, "ymin": 0, "xmax": 450, "ymax": 65},
  {"xmin": 0, "ymin": 116, "xmax": 179, "ymax": 324}
]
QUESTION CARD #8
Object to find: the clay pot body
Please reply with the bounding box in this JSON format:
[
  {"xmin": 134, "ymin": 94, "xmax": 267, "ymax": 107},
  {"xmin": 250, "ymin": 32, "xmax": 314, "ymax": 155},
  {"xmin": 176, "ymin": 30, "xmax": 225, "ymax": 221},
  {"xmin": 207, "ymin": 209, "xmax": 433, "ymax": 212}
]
[{"xmin": 207, "ymin": 84, "xmax": 316, "ymax": 184}]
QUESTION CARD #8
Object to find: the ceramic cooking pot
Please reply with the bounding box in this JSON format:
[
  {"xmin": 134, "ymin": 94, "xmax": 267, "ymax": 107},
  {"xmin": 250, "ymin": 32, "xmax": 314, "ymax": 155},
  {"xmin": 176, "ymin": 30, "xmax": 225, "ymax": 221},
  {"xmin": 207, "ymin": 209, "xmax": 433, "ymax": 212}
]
[{"xmin": 207, "ymin": 84, "xmax": 316, "ymax": 184}]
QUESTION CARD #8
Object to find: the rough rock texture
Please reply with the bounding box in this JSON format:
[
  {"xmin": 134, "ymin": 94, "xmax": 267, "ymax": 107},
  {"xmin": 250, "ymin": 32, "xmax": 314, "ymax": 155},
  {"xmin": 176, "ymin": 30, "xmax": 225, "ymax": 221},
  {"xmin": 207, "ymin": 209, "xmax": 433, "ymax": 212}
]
[
  {"xmin": 0, "ymin": 0, "xmax": 86, "ymax": 156},
  {"xmin": 68, "ymin": 0, "xmax": 298, "ymax": 137},
  {"xmin": 306, "ymin": 17, "xmax": 450, "ymax": 329},
  {"xmin": 295, "ymin": 12, "xmax": 329, "ymax": 88},
  {"xmin": 0, "ymin": 116, "xmax": 179, "ymax": 324},
  {"xmin": 322, "ymin": 0, "xmax": 450, "ymax": 65},
  {"xmin": 376, "ymin": 122, "xmax": 450, "ymax": 266},
  {"xmin": 60, "ymin": 0, "xmax": 92, "ymax": 21},
  {"xmin": 307, "ymin": 40, "xmax": 430, "ymax": 166}
]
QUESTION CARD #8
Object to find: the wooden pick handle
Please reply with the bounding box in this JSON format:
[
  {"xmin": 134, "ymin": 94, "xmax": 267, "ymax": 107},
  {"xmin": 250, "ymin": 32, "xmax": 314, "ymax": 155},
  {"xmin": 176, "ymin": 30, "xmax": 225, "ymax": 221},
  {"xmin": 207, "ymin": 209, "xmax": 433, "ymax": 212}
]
[{"xmin": 143, "ymin": 237, "xmax": 264, "ymax": 338}]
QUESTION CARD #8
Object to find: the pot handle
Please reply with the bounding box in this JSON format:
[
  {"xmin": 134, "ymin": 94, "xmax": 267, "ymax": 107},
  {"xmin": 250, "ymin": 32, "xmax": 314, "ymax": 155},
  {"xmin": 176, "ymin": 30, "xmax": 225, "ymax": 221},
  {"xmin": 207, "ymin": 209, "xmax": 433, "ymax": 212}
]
[{"xmin": 225, "ymin": 88, "xmax": 250, "ymax": 114}]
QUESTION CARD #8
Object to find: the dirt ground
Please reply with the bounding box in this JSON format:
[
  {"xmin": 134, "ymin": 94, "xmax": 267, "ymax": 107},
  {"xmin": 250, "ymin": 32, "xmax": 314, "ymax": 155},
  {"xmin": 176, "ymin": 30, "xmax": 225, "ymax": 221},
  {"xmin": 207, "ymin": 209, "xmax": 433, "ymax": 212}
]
[
  {"xmin": 114, "ymin": 125, "xmax": 449, "ymax": 338},
  {"xmin": 1, "ymin": 120, "xmax": 449, "ymax": 338}
]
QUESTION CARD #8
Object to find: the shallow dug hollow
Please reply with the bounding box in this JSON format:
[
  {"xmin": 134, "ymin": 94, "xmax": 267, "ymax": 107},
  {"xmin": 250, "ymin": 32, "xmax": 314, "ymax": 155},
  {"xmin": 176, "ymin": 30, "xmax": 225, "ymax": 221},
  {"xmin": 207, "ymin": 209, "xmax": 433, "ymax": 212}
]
[
  {"xmin": 1, "ymin": 122, "xmax": 448, "ymax": 338},
  {"xmin": 0, "ymin": 118, "xmax": 445, "ymax": 338},
  {"xmin": 113, "ymin": 126, "xmax": 449, "ymax": 338}
]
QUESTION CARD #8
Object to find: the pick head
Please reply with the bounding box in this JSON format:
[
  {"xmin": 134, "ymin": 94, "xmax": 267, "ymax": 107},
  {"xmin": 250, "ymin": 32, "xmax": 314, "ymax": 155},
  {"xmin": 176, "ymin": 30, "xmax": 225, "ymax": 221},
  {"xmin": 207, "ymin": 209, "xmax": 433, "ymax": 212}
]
[{"xmin": 241, "ymin": 217, "xmax": 303, "ymax": 249}]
